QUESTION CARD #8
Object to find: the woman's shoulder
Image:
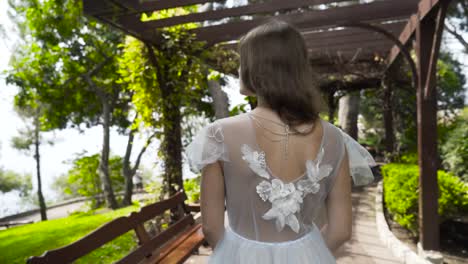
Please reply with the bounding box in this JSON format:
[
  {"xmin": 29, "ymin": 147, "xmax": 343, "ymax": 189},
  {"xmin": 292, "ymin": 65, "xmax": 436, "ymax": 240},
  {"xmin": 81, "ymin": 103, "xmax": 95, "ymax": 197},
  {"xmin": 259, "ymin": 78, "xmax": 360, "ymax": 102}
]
[
  {"xmin": 217, "ymin": 112, "xmax": 249, "ymax": 123},
  {"xmin": 197, "ymin": 113, "xmax": 250, "ymax": 143},
  {"xmin": 211, "ymin": 113, "xmax": 250, "ymax": 129},
  {"xmin": 319, "ymin": 119, "xmax": 344, "ymax": 141}
]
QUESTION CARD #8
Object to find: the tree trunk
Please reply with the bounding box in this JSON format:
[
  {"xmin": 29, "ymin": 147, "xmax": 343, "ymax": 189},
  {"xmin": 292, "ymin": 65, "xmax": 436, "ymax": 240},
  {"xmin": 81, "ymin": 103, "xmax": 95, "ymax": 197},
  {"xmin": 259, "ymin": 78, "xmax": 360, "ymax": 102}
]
[
  {"xmin": 160, "ymin": 86, "xmax": 185, "ymax": 223},
  {"xmin": 338, "ymin": 93, "xmax": 360, "ymax": 140},
  {"xmin": 34, "ymin": 115, "xmax": 47, "ymax": 221},
  {"xmin": 382, "ymin": 77, "xmax": 395, "ymax": 155},
  {"xmin": 123, "ymin": 130, "xmax": 156, "ymax": 206},
  {"xmin": 145, "ymin": 44, "xmax": 184, "ymax": 220},
  {"xmin": 145, "ymin": 43, "xmax": 183, "ymax": 203},
  {"xmin": 122, "ymin": 128, "xmax": 135, "ymax": 206},
  {"xmin": 161, "ymin": 88, "xmax": 184, "ymax": 198},
  {"xmin": 208, "ymin": 79, "xmax": 230, "ymax": 119},
  {"xmin": 327, "ymin": 91, "xmax": 337, "ymax": 124},
  {"xmin": 122, "ymin": 171, "xmax": 134, "ymax": 206},
  {"xmin": 99, "ymin": 100, "xmax": 118, "ymax": 209},
  {"xmin": 92, "ymin": 166, "xmax": 103, "ymax": 208}
]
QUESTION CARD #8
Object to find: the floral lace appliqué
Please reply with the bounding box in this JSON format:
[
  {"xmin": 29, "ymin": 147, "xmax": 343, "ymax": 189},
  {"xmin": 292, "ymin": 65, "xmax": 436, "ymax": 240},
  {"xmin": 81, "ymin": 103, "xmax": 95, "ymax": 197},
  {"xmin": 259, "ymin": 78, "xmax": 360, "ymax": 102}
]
[
  {"xmin": 207, "ymin": 123, "xmax": 224, "ymax": 143},
  {"xmin": 241, "ymin": 144, "xmax": 269, "ymax": 179},
  {"xmin": 242, "ymin": 144, "xmax": 332, "ymax": 233}
]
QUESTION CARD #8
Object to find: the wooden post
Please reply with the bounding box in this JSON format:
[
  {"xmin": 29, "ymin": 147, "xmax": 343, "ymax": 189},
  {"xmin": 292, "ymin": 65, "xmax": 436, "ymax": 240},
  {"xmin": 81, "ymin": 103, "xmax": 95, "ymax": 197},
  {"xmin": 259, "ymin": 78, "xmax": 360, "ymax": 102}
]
[{"xmin": 414, "ymin": 1, "xmax": 449, "ymax": 250}]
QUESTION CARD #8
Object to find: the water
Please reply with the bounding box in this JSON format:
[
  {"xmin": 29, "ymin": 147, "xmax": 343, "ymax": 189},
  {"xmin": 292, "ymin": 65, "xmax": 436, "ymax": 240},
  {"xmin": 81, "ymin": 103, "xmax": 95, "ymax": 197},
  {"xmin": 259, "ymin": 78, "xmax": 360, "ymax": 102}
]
[{"xmin": 0, "ymin": 191, "xmax": 37, "ymax": 218}]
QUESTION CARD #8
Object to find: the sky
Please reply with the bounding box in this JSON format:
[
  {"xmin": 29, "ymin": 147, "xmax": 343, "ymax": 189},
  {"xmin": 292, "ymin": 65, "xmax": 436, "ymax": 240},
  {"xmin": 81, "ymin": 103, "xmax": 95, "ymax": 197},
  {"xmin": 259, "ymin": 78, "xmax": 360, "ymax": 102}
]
[{"xmin": 0, "ymin": 0, "xmax": 466, "ymax": 216}]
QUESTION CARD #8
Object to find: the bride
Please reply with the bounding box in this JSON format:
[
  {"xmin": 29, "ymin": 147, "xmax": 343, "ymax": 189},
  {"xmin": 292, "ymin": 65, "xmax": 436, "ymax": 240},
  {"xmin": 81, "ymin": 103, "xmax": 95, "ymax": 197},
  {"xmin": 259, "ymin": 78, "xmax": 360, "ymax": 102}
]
[{"xmin": 186, "ymin": 19, "xmax": 375, "ymax": 264}]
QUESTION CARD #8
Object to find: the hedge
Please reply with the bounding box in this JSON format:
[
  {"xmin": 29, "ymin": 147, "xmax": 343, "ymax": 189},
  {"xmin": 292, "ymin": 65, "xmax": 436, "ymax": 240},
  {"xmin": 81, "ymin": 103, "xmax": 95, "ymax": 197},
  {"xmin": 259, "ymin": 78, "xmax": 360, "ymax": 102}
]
[{"xmin": 382, "ymin": 163, "xmax": 468, "ymax": 235}]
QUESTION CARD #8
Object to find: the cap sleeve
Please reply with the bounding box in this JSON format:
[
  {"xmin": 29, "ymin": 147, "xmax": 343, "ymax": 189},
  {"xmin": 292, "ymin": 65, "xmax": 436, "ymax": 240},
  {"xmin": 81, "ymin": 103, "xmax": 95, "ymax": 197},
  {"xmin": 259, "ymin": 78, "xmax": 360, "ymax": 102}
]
[
  {"xmin": 186, "ymin": 121, "xmax": 229, "ymax": 173},
  {"xmin": 340, "ymin": 130, "xmax": 376, "ymax": 186}
]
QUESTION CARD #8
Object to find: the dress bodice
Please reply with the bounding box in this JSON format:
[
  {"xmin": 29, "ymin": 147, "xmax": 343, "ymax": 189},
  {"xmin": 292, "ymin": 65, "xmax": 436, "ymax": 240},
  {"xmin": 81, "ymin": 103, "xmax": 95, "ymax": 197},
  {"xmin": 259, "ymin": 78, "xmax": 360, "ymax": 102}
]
[{"xmin": 186, "ymin": 113, "xmax": 375, "ymax": 242}]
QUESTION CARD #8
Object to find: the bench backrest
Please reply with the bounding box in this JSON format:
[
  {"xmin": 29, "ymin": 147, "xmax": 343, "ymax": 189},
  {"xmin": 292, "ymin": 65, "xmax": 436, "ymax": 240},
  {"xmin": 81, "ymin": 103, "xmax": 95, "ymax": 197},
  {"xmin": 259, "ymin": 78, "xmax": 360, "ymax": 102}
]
[{"xmin": 27, "ymin": 191, "xmax": 194, "ymax": 264}]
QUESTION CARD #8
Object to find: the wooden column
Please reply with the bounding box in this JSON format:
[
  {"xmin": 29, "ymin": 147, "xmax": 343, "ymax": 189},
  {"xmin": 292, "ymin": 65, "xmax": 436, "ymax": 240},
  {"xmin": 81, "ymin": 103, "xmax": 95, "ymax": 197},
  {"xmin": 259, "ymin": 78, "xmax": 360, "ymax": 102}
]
[{"xmin": 414, "ymin": 1, "xmax": 449, "ymax": 250}]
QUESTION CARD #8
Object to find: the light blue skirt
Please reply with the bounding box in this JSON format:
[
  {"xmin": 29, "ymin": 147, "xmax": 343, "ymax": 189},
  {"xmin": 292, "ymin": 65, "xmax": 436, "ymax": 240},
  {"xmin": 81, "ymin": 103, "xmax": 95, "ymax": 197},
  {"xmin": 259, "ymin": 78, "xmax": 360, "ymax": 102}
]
[{"xmin": 208, "ymin": 224, "xmax": 336, "ymax": 264}]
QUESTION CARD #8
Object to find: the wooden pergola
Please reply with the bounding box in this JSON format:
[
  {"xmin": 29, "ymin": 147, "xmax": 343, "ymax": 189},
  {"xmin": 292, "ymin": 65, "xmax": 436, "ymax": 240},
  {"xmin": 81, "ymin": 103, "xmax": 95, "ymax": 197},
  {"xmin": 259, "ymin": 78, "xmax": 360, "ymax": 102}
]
[{"xmin": 83, "ymin": 0, "xmax": 452, "ymax": 252}]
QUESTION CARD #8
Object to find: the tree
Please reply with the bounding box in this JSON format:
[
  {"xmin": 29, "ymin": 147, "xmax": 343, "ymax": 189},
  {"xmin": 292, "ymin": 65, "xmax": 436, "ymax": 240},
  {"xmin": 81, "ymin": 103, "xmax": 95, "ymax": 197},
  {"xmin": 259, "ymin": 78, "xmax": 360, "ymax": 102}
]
[
  {"xmin": 121, "ymin": 113, "xmax": 158, "ymax": 206},
  {"xmin": 7, "ymin": 0, "xmax": 133, "ymax": 209},
  {"xmin": 359, "ymin": 52, "xmax": 466, "ymax": 156},
  {"xmin": 436, "ymin": 52, "xmax": 466, "ymax": 114},
  {"xmin": 10, "ymin": 103, "xmax": 49, "ymax": 220},
  {"xmin": 118, "ymin": 6, "xmax": 239, "ymax": 205},
  {"xmin": 118, "ymin": 28, "xmax": 213, "ymax": 202},
  {"xmin": 58, "ymin": 153, "xmax": 125, "ymax": 208},
  {"xmin": 51, "ymin": 173, "xmax": 77, "ymax": 200},
  {"xmin": 441, "ymin": 108, "xmax": 468, "ymax": 182},
  {"xmin": 445, "ymin": 1, "xmax": 468, "ymax": 52},
  {"xmin": 338, "ymin": 92, "xmax": 360, "ymax": 139},
  {"xmin": 0, "ymin": 168, "xmax": 32, "ymax": 196}
]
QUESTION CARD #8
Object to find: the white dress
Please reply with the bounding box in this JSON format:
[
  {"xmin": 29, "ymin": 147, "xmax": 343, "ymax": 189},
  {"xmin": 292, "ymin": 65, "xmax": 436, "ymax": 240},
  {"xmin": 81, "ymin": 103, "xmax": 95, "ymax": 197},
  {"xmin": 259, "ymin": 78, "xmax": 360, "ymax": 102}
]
[{"xmin": 186, "ymin": 113, "xmax": 376, "ymax": 264}]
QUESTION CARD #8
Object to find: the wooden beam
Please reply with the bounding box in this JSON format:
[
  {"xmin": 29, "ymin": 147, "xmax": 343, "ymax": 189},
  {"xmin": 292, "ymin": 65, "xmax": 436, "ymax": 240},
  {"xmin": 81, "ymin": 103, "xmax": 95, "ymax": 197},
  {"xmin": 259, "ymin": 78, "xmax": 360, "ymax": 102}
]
[
  {"xmin": 83, "ymin": 0, "xmax": 119, "ymax": 16},
  {"xmin": 94, "ymin": 0, "xmax": 221, "ymax": 16},
  {"xmin": 422, "ymin": 4, "xmax": 448, "ymax": 98},
  {"xmin": 304, "ymin": 22, "xmax": 406, "ymax": 41},
  {"xmin": 310, "ymin": 40, "xmax": 392, "ymax": 53},
  {"xmin": 311, "ymin": 61, "xmax": 383, "ymax": 73},
  {"xmin": 387, "ymin": 0, "xmax": 443, "ymax": 66},
  {"xmin": 83, "ymin": 0, "xmax": 155, "ymax": 41},
  {"xmin": 188, "ymin": 0, "xmax": 418, "ymax": 45},
  {"xmin": 219, "ymin": 42, "xmax": 390, "ymax": 62},
  {"xmin": 319, "ymin": 78, "xmax": 382, "ymax": 92},
  {"xmin": 308, "ymin": 36, "xmax": 391, "ymax": 49},
  {"xmin": 220, "ymin": 22, "xmax": 405, "ymax": 50},
  {"xmin": 386, "ymin": 14, "xmax": 418, "ymax": 65},
  {"xmin": 309, "ymin": 50, "xmax": 388, "ymax": 62},
  {"xmin": 140, "ymin": 0, "xmax": 349, "ymax": 29},
  {"xmin": 97, "ymin": 15, "xmax": 155, "ymax": 43}
]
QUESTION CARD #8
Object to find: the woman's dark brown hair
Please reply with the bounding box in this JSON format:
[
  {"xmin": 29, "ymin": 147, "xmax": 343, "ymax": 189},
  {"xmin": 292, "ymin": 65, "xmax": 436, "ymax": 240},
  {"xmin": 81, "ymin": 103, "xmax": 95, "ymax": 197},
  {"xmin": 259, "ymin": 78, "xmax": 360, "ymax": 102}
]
[{"xmin": 239, "ymin": 19, "xmax": 322, "ymax": 127}]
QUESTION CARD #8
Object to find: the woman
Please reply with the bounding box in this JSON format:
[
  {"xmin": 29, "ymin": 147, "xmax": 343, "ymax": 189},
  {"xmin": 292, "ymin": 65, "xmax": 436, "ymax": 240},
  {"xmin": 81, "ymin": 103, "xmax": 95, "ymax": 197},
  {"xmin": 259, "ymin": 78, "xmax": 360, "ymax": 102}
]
[{"xmin": 186, "ymin": 20, "xmax": 375, "ymax": 264}]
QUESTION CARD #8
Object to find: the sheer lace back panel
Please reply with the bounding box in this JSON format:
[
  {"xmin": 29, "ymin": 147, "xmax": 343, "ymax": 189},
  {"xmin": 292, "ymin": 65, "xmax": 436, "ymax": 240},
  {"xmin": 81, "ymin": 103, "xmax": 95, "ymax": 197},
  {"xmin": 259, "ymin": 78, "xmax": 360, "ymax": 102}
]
[{"xmin": 186, "ymin": 113, "xmax": 375, "ymax": 243}]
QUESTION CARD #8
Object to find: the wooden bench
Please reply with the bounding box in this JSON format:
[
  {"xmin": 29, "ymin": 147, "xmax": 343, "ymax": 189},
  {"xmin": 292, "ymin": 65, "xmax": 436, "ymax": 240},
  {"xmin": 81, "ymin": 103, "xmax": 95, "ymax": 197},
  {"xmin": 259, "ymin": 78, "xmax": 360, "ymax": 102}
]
[{"xmin": 27, "ymin": 191, "xmax": 205, "ymax": 264}]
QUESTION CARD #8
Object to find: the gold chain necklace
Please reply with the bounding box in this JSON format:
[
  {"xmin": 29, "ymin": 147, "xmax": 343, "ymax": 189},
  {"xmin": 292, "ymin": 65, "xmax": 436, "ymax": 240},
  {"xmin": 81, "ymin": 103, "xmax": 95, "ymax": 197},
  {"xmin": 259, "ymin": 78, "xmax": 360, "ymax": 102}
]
[
  {"xmin": 250, "ymin": 116, "xmax": 285, "ymax": 143},
  {"xmin": 248, "ymin": 113, "xmax": 315, "ymax": 160}
]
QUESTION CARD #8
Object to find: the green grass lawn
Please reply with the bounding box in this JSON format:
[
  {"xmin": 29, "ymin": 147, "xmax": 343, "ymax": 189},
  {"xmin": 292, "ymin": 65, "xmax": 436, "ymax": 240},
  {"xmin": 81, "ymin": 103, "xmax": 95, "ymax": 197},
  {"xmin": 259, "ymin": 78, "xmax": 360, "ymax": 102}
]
[{"xmin": 0, "ymin": 205, "xmax": 140, "ymax": 264}]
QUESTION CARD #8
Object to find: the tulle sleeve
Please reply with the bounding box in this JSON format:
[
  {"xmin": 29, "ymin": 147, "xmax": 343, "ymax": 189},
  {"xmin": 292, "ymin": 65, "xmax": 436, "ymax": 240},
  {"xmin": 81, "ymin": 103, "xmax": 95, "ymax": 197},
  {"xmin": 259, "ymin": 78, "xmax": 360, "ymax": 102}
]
[
  {"xmin": 340, "ymin": 130, "xmax": 377, "ymax": 186},
  {"xmin": 186, "ymin": 121, "xmax": 229, "ymax": 173}
]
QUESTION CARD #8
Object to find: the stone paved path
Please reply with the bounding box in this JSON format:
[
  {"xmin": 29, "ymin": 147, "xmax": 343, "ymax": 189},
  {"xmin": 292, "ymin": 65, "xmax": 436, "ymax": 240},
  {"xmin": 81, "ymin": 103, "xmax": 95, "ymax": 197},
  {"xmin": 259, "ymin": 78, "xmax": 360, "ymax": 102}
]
[
  {"xmin": 184, "ymin": 183, "xmax": 402, "ymax": 264},
  {"xmin": 334, "ymin": 184, "xmax": 402, "ymax": 264}
]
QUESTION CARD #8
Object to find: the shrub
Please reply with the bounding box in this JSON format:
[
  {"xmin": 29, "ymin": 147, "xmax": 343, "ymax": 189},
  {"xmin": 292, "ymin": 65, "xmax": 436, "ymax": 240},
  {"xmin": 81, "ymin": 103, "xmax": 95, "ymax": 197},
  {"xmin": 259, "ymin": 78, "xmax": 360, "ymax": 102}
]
[
  {"xmin": 183, "ymin": 176, "xmax": 201, "ymax": 203},
  {"xmin": 382, "ymin": 163, "xmax": 468, "ymax": 235},
  {"xmin": 396, "ymin": 152, "xmax": 418, "ymax": 164},
  {"xmin": 60, "ymin": 153, "xmax": 125, "ymax": 208}
]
